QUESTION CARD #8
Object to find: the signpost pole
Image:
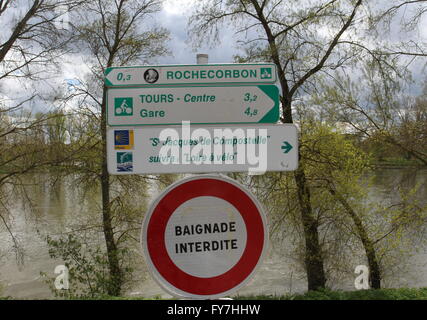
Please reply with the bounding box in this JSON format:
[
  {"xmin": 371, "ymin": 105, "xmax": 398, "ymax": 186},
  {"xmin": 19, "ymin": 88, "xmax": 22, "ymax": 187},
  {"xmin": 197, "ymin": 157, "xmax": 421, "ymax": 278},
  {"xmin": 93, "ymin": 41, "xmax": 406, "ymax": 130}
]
[
  {"xmin": 195, "ymin": 55, "xmax": 235, "ymax": 300},
  {"xmin": 196, "ymin": 53, "xmax": 209, "ymax": 65},
  {"xmin": 196, "ymin": 54, "xmax": 233, "ymax": 300}
]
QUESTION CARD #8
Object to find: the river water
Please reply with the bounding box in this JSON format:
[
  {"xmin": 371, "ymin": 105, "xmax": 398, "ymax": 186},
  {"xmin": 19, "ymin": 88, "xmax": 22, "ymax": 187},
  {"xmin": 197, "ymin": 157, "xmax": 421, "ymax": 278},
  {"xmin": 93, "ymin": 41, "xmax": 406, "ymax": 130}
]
[{"xmin": 0, "ymin": 168, "xmax": 426, "ymax": 299}]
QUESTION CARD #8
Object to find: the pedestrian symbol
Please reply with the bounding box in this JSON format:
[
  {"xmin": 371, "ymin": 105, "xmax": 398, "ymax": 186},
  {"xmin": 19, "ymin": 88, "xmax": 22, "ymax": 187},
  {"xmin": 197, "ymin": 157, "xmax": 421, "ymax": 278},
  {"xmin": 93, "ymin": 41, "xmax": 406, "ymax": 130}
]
[
  {"xmin": 260, "ymin": 68, "xmax": 272, "ymax": 79},
  {"xmin": 114, "ymin": 97, "xmax": 133, "ymax": 116}
]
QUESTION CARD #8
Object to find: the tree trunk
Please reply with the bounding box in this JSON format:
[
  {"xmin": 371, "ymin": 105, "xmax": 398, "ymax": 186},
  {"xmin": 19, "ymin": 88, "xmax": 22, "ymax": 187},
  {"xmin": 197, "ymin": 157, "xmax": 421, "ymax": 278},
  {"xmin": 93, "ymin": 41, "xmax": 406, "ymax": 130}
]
[
  {"xmin": 250, "ymin": 0, "xmax": 327, "ymax": 291},
  {"xmin": 328, "ymin": 187, "xmax": 381, "ymax": 289},
  {"xmin": 294, "ymin": 166, "xmax": 327, "ymax": 290},
  {"xmin": 279, "ymin": 75, "xmax": 327, "ymax": 291},
  {"xmin": 101, "ymin": 85, "xmax": 122, "ymax": 296}
]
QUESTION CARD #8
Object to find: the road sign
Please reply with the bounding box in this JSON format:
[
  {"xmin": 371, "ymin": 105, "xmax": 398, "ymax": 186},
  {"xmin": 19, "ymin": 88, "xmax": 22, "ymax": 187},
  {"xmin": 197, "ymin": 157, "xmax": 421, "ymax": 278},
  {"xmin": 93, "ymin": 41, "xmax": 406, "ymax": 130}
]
[
  {"xmin": 107, "ymin": 124, "xmax": 298, "ymax": 175},
  {"xmin": 107, "ymin": 85, "xmax": 279, "ymax": 126},
  {"xmin": 105, "ymin": 63, "xmax": 277, "ymax": 87},
  {"xmin": 141, "ymin": 175, "xmax": 268, "ymax": 299}
]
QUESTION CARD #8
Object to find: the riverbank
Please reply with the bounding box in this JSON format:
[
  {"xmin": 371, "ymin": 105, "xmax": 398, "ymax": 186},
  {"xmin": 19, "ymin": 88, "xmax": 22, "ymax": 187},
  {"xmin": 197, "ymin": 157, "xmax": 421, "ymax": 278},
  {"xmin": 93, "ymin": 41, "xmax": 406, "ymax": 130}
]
[
  {"xmin": 2, "ymin": 287, "xmax": 427, "ymax": 300},
  {"xmin": 373, "ymin": 157, "xmax": 425, "ymax": 168},
  {"xmin": 235, "ymin": 287, "xmax": 427, "ymax": 300}
]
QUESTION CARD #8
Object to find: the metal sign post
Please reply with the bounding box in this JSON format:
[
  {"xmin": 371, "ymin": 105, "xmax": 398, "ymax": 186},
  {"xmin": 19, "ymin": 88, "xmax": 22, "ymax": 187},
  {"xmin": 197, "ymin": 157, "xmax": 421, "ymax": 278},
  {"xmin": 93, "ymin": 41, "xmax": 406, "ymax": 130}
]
[{"xmin": 104, "ymin": 55, "xmax": 298, "ymax": 300}]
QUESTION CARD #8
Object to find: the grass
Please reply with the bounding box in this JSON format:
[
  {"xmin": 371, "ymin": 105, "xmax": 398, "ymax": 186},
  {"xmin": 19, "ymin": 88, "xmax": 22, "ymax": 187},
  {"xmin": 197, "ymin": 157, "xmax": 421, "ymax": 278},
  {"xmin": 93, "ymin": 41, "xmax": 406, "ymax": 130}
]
[
  {"xmin": 234, "ymin": 287, "xmax": 427, "ymax": 300},
  {"xmin": 2, "ymin": 288, "xmax": 427, "ymax": 300}
]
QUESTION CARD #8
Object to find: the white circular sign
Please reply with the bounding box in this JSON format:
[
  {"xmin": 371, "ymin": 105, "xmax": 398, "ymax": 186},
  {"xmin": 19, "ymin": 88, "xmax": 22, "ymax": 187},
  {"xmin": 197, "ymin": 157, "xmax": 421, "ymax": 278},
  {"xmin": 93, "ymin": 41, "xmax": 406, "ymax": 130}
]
[
  {"xmin": 165, "ymin": 196, "xmax": 247, "ymax": 278},
  {"xmin": 141, "ymin": 175, "xmax": 268, "ymax": 299}
]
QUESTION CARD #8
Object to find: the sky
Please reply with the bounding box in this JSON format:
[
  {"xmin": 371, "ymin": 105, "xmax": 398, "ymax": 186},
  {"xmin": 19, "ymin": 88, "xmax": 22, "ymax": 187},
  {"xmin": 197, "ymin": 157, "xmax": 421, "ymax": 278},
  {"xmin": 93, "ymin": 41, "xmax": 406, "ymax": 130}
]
[
  {"xmin": 152, "ymin": 0, "xmax": 243, "ymax": 65},
  {"xmin": 64, "ymin": 0, "xmax": 427, "ymax": 83},
  {"xmin": 62, "ymin": 0, "xmax": 427, "ymax": 106},
  {"xmin": 1, "ymin": 0, "xmax": 427, "ymax": 114},
  {"xmin": 33, "ymin": 0, "xmax": 245, "ymax": 111},
  {"xmin": 158, "ymin": 0, "xmax": 427, "ymax": 60}
]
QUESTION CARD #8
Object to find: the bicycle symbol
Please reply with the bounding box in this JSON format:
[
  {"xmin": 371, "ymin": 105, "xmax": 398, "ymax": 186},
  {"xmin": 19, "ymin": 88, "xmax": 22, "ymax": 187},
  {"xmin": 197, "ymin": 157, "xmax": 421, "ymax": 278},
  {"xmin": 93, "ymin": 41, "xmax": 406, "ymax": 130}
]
[
  {"xmin": 115, "ymin": 99, "xmax": 132, "ymax": 115},
  {"xmin": 114, "ymin": 97, "xmax": 133, "ymax": 116}
]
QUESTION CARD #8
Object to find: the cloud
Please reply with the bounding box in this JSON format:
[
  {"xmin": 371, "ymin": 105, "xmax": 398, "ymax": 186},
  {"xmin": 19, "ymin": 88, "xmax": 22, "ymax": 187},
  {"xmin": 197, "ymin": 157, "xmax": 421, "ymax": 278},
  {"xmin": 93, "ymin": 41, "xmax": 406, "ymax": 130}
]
[
  {"xmin": 2, "ymin": 0, "xmax": 426, "ymax": 117},
  {"xmin": 156, "ymin": 2, "xmax": 243, "ymax": 64}
]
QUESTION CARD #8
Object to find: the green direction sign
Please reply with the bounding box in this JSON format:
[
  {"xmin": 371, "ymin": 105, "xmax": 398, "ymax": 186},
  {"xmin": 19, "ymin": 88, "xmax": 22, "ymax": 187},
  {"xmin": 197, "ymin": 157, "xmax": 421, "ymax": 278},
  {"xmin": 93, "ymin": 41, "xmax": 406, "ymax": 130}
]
[
  {"xmin": 107, "ymin": 85, "xmax": 279, "ymax": 126},
  {"xmin": 104, "ymin": 63, "xmax": 277, "ymax": 87}
]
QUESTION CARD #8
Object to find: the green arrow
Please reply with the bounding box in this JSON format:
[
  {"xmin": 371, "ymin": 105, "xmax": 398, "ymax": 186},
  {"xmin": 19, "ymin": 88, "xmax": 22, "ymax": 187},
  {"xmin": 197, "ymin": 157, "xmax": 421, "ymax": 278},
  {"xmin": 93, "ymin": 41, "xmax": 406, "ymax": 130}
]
[{"xmin": 281, "ymin": 141, "xmax": 293, "ymax": 154}]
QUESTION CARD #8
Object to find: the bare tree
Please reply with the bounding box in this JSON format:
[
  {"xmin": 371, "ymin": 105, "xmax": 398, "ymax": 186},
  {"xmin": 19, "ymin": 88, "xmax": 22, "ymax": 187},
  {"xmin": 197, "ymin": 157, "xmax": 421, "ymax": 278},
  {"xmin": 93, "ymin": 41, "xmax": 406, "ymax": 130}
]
[
  {"xmin": 63, "ymin": 0, "xmax": 170, "ymax": 296},
  {"xmin": 0, "ymin": 0, "xmax": 85, "ymax": 265},
  {"xmin": 190, "ymin": 0, "xmax": 364, "ymax": 291},
  {"xmin": 0, "ymin": 0, "xmax": 86, "ymax": 81}
]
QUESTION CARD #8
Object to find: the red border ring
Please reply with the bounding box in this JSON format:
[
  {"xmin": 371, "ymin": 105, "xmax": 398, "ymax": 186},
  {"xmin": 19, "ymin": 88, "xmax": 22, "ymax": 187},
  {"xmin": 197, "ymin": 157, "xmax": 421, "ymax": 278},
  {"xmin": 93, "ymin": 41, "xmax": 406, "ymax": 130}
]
[{"xmin": 144, "ymin": 176, "xmax": 266, "ymax": 297}]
